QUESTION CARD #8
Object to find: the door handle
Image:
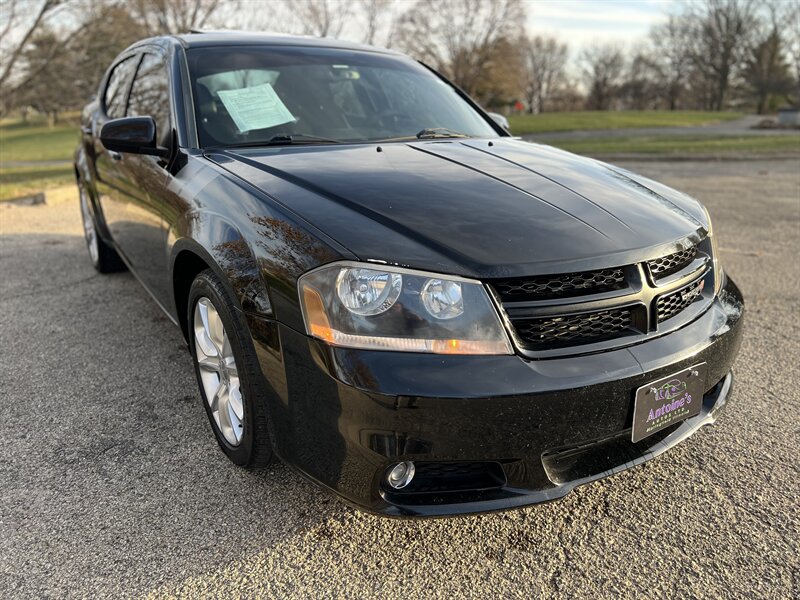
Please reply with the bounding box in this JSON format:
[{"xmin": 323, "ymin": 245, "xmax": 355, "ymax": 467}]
[{"xmin": 109, "ymin": 150, "xmax": 122, "ymax": 161}]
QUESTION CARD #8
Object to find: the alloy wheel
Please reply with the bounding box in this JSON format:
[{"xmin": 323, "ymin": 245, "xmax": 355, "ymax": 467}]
[{"xmin": 193, "ymin": 297, "xmax": 244, "ymax": 446}]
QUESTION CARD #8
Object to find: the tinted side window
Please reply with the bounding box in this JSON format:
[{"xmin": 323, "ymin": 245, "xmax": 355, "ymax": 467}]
[
  {"xmin": 127, "ymin": 53, "xmax": 171, "ymax": 144},
  {"xmin": 104, "ymin": 55, "xmax": 139, "ymax": 119}
]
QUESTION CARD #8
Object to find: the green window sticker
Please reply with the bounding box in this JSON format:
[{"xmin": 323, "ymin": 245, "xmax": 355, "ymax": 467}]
[{"xmin": 217, "ymin": 83, "xmax": 295, "ymax": 133}]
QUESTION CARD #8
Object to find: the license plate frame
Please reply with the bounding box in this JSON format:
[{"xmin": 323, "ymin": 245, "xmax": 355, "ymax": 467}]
[{"xmin": 631, "ymin": 363, "xmax": 707, "ymax": 443}]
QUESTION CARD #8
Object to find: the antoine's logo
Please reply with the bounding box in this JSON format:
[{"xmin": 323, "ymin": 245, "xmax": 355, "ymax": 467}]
[{"xmin": 655, "ymin": 379, "xmax": 686, "ymax": 401}]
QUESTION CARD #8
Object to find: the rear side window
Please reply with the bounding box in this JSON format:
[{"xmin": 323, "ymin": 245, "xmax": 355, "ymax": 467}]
[
  {"xmin": 127, "ymin": 53, "xmax": 172, "ymax": 143},
  {"xmin": 104, "ymin": 55, "xmax": 139, "ymax": 119}
]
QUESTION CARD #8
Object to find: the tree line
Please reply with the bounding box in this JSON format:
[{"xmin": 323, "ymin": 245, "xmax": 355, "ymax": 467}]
[{"xmin": 1, "ymin": 0, "xmax": 798, "ymax": 125}]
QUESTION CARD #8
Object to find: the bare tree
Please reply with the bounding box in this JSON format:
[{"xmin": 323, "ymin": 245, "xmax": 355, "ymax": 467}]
[
  {"xmin": 288, "ymin": 0, "xmax": 352, "ymax": 38},
  {"xmin": 70, "ymin": 2, "xmax": 148, "ymax": 102},
  {"xmin": 684, "ymin": 0, "xmax": 757, "ymax": 111},
  {"xmin": 618, "ymin": 47, "xmax": 662, "ymax": 110},
  {"xmin": 359, "ymin": 0, "xmax": 394, "ymax": 46},
  {"xmin": 580, "ymin": 42, "xmax": 625, "ymax": 110},
  {"xmin": 743, "ymin": 3, "xmax": 793, "ymax": 114},
  {"xmin": 130, "ymin": 0, "xmax": 222, "ymax": 35},
  {"xmin": 782, "ymin": 0, "xmax": 800, "ymax": 106},
  {"xmin": 396, "ymin": 0, "xmax": 525, "ymax": 99},
  {"xmin": 649, "ymin": 15, "xmax": 693, "ymax": 110},
  {"xmin": 16, "ymin": 27, "xmax": 83, "ymax": 125},
  {"xmin": 521, "ymin": 34, "xmax": 568, "ymax": 113},
  {"xmin": 209, "ymin": 0, "xmax": 395, "ymax": 47},
  {"xmin": 0, "ymin": 0, "xmax": 63, "ymax": 93}
]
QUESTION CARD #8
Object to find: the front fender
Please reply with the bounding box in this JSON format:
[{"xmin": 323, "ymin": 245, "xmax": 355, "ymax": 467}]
[
  {"xmin": 166, "ymin": 156, "xmax": 353, "ymax": 333},
  {"xmin": 169, "ymin": 213, "xmax": 272, "ymax": 321}
]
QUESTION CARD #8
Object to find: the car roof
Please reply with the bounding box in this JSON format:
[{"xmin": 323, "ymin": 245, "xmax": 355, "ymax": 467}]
[{"xmin": 166, "ymin": 31, "xmax": 403, "ymax": 56}]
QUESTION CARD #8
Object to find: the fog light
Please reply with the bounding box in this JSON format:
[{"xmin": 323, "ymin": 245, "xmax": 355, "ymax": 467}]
[{"xmin": 386, "ymin": 461, "xmax": 415, "ymax": 489}]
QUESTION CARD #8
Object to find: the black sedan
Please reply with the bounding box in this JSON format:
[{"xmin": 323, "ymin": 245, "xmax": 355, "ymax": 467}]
[{"xmin": 74, "ymin": 32, "xmax": 744, "ymax": 516}]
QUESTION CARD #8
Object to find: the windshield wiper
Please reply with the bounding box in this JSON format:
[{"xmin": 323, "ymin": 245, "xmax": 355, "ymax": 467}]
[
  {"xmin": 208, "ymin": 133, "xmax": 343, "ymax": 150},
  {"xmin": 265, "ymin": 133, "xmax": 343, "ymax": 145},
  {"xmin": 416, "ymin": 127, "xmax": 470, "ymax": 139},
  {"xmin": 373, "ymin": 128, "xmax": 472, "ymax": 143}
]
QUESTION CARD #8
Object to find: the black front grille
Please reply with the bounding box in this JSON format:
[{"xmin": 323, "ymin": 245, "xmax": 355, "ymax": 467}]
[
  {"xmin": 648, "ymin": 246, "xmax": 697, "ymax": 279},
  {"xmin": 657, "ymin": 278, "xmax": 705, "ymax": 322},
  {"xmin": 495, "ymin": 242, "xmax": 710, "ymax": 354},
  {"xmin": 513, "ymin": 308, "xmax": 634, "ymax": 350},
  {"xmin": 491, "ymin": 268, "xmax": 625, "ymax": 301}
]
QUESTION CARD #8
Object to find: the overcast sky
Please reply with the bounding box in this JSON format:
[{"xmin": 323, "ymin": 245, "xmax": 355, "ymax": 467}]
[{"xmin": 525, "ymin": 0, "xmax": 673, "ymax": 50}]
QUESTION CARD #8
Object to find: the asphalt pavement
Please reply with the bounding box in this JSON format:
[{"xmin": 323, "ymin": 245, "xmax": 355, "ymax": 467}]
[{"xmin": 1, "ymin": 160, "xmax": 798, "ymax": 598}]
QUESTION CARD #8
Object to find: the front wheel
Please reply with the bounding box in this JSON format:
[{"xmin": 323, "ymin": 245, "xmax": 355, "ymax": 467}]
[{"xmin": 188, "ymin": 269, "xmax": 274, "ymax": 467}]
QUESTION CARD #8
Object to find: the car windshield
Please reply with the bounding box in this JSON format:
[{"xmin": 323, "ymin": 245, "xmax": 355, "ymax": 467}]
[{"xmin": 186, "ymin": 45, "xmax": 499, "ymax": 147}]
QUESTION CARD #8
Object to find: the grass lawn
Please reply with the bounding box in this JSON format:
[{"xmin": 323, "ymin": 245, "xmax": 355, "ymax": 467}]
[
  {"xmin": 543, "ymin": 134, "xmax": 800, "ymax": 156},
  {"xmin": 508, "ymin": 111, "xmax": 743, "ymax": 135},
  {"xmin": 0, "ymin": 164, "xmax": 75, "ymax": 201},
  {"xmin": 0, "ymin": 115, "xmax": 79, "ymax": 163},
  {"xmin": 0, "ymin": 114, "xmax": 79, "ymax": 200}
]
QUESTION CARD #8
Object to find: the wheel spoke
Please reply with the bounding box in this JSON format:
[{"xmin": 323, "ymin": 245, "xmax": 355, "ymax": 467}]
[
  {"xmin": 225, "ymin": 361, "xmax": 238, "ymax": 379},
  {"xmin": 197, "ymin": 353, "xmax": 220, "ymax": 373},
  {"xmin": 220, "ymin": 331, "xmax": 238, "ymax": 376},
  {"xmin": 228, "ymin": 381, "xmax": 244, "ymax": 421},
  {"xmin": 210, "ymin": 379, "xmax": 226, "ymax": 412},
  {"xmin": 194, "ymin": 325, "xmax": 217, "ymax": 358},
  {"xmin": 207, "ymin": 306, "xmax": 226, "ymax": 351},
  {"xmin": 194, "ymin": 300, "xmax": 218, "ymax": 357},
  {"xmin": 216, "ymin": 383, "xmax": 234, "ymax": 439}
]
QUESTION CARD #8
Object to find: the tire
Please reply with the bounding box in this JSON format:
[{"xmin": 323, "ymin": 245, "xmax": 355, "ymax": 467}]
[
  {"xmin": 188, "ymin": 269, "xmax": 274, "ymax": 467},
  {"xmin": 78, "ymin": 180, "xmax": 125, "ymax": 273}
]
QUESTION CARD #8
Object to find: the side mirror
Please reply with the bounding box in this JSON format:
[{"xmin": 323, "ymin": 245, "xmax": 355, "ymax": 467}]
[
  {"xmin": 100, "ymin": 116, "xmax": 168, "ymax": 157},
  {"xmin": 487, "ymin": 111, "xmax": 510, "ymax": 132}
]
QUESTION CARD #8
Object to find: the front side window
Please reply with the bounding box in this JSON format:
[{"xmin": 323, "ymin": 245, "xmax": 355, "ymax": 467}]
[
  {"xmin": 127, "ymin": 53, "xmax": 172, "ymax": 144},
  {"xmin": 186, "ymin": 45, "xmax": 499, "ymax": 147},
  {"xmin": 104, "ymin": 55, "xmax": 140, "ymax": 119}
]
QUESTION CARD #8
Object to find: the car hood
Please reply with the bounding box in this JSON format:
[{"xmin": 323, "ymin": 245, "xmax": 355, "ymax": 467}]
[{"xmin": 213, "ymin": 138, "xmax": 708, "ymax": 278}]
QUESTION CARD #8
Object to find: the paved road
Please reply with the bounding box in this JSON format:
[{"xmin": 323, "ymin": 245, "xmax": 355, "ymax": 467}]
[
  {"xmin": 1, "ymin": 160, "xmax": 798, "ymax": 598},
  {"xmin": 524, "ymin": 114, "xmax": 800, "ymax": 141}
]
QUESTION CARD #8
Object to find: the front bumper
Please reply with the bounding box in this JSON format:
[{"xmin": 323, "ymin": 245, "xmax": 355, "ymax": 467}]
[{"xmin": 249, "ymin": 275, "xmax": 744, "ymax": 517}]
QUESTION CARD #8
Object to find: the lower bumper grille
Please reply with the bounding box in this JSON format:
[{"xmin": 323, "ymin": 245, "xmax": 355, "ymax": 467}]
[{"xmin": 387, "ymin": 462, "xmax": 506, "ymax": 495}]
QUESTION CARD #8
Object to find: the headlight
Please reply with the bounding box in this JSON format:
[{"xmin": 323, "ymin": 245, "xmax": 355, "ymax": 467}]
[
  {"xmin": 703, "ymin": 206, "xmax": 723, "ymax": 295},
  {"xmin": 299, "ymin": 262, "xmax": 513, "ymax": 355}
]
